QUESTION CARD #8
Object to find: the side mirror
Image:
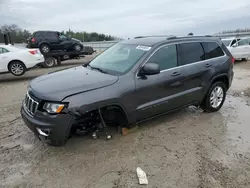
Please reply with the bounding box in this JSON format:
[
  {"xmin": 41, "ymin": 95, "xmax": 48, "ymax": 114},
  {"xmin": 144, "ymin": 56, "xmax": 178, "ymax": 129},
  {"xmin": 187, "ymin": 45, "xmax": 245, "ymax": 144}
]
[{"xmin": 139, "ymin": 63, "xmax": 160, "ymax": 76}]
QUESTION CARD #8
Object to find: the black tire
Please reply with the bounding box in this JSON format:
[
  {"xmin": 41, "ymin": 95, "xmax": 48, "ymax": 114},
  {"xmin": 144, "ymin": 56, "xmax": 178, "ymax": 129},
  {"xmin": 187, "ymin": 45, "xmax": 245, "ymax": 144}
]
[
  {"xmin": 74, "ymin": 44, "xmax": 82, "ymax": 51},
  {"xmin": 48, "ymin": 136, "xmax": 68, "ymax": 147},
  {"xmin": 43, "ymin": 57, "xmax": 56, "ymax": 68},
  {"xmin": 40, "ymin": 43, "xmax": 50, "ymax": 54},
  {"xmin": 47, "ymin": 126, "xmax": 71, "ymax": 147},
  {"xmin": 8, "ymin": 61, "xmax": 26, "ymax": 76},
  {"xmin": 200, "ymin": 81, "xmax": 227, "ymax": 112}
]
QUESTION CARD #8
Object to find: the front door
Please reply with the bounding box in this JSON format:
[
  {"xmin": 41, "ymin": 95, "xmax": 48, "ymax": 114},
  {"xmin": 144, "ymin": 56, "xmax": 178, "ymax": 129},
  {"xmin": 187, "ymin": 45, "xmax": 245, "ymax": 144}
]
[{"xmin": 135, "ymin": 43, "xmax": 183, "ymax": 121}]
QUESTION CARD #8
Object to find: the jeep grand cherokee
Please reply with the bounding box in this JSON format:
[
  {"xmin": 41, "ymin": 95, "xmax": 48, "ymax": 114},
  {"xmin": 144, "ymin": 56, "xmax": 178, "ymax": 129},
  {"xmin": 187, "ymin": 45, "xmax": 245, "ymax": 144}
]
[{"xmin": 21, "ymin": 35, "xmax": 234, "ymax": 146}]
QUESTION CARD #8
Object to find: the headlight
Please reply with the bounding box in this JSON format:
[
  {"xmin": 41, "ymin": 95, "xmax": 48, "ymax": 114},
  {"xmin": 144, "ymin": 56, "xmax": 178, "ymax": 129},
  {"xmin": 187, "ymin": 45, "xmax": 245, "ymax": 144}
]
[{"xmin": 43, "ymin": 102, "xmax": 65, "ymax": 114}]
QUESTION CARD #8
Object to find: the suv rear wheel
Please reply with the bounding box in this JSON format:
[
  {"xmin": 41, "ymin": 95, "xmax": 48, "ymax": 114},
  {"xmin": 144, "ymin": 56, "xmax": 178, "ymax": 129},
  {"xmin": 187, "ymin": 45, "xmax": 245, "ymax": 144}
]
[
  {"xmin": 40, "ymin": 43, "xmax": 50, "ymax": 54},
  {"xmin": 200, "ymin": 81, "xmax": 226, "ymax": 112}
]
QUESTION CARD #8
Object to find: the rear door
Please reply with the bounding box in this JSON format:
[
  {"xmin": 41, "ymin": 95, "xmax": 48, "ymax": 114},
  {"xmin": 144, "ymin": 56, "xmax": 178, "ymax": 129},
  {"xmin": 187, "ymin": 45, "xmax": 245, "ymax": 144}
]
[
  {"xmin": 201, "ymin": 41, "xmax": 227, "ymax": 93},
  {"xmin": 230, "ymin": 38, "xmax": 250, "ymax": 59},
  {"xmin": 176, "ymin": 41, "xmax": 207, "ymax": 105},
  {"xmin": 45, "ymin": 32, "xmax": 60, "ymax": 49}
]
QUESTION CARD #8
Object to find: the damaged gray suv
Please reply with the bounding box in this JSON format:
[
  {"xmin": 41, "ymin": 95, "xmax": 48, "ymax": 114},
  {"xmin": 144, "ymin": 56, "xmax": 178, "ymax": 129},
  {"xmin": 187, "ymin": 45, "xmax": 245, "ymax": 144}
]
[{"xmin": 21, "ymin": 35, "xmax": 234, "ymax": 146}]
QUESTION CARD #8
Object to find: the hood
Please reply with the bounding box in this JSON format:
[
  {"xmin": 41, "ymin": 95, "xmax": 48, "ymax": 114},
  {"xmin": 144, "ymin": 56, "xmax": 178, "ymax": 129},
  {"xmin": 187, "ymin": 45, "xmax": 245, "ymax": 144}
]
[{"xmin": 29, "ymin": 66, "xmax": 118, "ymax": 101}]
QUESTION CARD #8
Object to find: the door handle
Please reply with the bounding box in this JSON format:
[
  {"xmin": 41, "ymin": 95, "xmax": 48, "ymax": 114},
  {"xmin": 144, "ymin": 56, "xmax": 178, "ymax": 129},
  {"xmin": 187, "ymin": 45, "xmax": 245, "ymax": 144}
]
[
  {"xmin": 171, "ymin": 72, "xmax": 180, "ymax": 76},
  {"xmin": 205, "ymin": 63, "xmax": 211, "ymax": 68}
]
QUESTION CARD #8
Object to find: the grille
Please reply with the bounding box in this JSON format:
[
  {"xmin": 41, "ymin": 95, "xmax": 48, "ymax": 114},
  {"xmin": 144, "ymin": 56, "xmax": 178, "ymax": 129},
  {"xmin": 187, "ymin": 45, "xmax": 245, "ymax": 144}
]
[{"xmin": 24, "ymin": 92, "xmax": 39, "ymax": 115}]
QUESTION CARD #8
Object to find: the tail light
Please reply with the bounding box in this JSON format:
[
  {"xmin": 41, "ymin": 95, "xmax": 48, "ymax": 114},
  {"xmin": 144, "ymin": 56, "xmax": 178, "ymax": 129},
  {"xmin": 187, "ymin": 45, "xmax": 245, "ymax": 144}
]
[
  {"xmin": 31, "ymin": 37, "xmax": 36, "ymax": 42},
  {"xmin": 231, "ymin": 57, "xmax": 235, "ymax": 64},
  {"xmin": 28, "ymin": 50, "xmax": 38, "ymax": 55}
]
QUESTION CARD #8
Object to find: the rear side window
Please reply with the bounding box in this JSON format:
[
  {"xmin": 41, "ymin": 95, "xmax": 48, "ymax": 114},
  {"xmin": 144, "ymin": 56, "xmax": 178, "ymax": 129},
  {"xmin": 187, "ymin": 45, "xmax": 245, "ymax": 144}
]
[
  {"xmin": 147, "ymin": 44, "xmax": 177, "ymax": 71},
  {"xmin": 202, "ymin": 42, "xmax": 224, "ymax": 59},
  {"xmin": 47, "ymin": 32, "xmax": 57, "ymax": 38},
  {"xmin": 178, "ymin": 42, "xmax": 205, "ymax": 66}
]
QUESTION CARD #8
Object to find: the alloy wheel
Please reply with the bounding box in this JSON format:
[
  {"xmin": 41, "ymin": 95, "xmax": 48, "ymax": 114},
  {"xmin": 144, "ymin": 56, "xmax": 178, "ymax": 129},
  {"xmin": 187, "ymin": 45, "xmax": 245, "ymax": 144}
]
[
  {"xmin": 11, "ymin": 63, "xmax": 24, "ymax": 75},
  {"xmin": 210, "ymin": 86, "xmax": 224, "ymax": 108}
]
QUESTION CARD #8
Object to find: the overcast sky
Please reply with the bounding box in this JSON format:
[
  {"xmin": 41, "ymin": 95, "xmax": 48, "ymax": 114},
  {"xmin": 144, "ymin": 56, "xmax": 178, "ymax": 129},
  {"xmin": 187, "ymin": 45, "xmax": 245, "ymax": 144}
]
[{"xmin": 1, "ymin": 0, "xmax": 250, "ymax": 38}]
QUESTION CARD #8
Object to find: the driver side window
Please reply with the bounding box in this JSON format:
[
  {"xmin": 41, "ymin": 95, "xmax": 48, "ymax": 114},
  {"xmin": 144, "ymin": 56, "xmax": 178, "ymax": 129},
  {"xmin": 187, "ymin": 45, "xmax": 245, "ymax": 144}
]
[{"xmin": 147, "ymin": 44, "xmax": 177, "ymax": 71}]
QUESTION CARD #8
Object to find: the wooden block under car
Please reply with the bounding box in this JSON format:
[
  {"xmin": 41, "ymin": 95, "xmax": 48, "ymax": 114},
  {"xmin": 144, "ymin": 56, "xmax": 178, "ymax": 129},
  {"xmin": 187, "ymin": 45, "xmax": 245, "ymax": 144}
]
[{"xmin": 121, "ymin": 125, "xmax": 139, "ymax": 136}]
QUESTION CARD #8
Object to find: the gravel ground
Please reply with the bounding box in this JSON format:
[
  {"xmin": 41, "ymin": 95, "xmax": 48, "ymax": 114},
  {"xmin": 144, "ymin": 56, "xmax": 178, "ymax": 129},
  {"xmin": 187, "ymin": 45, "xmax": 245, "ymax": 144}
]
[{"xmin": 1, "ymin": 58, "xmax": 250, "ymax": 188}]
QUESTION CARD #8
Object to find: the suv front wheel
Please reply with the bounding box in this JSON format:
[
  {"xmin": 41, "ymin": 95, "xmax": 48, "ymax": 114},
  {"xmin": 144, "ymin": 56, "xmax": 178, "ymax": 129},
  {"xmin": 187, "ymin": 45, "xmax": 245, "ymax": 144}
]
[
  {"xmin": 74, "ymin": 44, "xmax": 82, "ymax": 51},
  {"xmin": 200, "ymin": 81, "xmax": 227, "ymax": 112}
]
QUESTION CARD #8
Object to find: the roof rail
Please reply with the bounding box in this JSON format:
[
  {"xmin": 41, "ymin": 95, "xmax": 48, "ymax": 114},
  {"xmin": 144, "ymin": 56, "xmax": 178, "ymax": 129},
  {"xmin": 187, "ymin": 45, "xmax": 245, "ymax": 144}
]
[
  {"xmin": 134, "ymin": 35, "xmax": 214, "ymax": 40},
  {"xmin": 134, "ymin": 35, "xmax": 175, "ymax": 39},
  {"xmin": 167, "ymin": 36, "xmax": 177, "ymax": 40},
  {"xmin": 166, "ymin": 35, "xmax": 214, "ymax": 40}
]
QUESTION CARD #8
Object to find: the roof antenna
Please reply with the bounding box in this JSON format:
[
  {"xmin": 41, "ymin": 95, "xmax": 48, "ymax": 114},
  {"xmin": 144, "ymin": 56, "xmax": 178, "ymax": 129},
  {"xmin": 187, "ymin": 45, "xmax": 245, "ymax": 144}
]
[{"xmin": 188, "ymin": 32, "xmax": 193, "ymax": 36}]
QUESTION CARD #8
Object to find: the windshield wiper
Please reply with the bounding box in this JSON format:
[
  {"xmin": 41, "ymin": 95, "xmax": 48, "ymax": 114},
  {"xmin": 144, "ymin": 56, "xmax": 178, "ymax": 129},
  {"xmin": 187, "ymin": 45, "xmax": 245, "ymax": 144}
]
[{"xmin": 87, "ymin": 64, "xmax": 107, "ymax": 74}]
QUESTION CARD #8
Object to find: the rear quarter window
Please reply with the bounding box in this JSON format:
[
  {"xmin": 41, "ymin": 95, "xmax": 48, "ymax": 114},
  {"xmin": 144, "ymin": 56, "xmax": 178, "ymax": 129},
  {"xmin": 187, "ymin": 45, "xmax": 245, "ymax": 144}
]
[{"xmin": 202, "ymin": 42, "xmax": 224, "ymax": 59}]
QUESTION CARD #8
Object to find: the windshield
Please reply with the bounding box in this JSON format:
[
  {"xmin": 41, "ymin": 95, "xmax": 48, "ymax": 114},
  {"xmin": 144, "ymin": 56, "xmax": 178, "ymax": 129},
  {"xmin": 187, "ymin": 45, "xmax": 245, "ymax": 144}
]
[
  {"xmin": 222, "ymin": 39, "xmax": 231, "ymax": 46},
  {"xmin": 88, "ymin": 43, "xmax": 149, "ymax": 75}
]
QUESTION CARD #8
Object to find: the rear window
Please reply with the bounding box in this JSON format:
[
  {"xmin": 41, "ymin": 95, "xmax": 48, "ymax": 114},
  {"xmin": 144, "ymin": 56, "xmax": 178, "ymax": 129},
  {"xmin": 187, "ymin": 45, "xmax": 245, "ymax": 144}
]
[
  {"xmin": 178, "ymin": 42, "xmax": 205, "ymax": 66},
  {"xmin": 202, "ymin": 42, "xmax": 224, "ymax": 59}
]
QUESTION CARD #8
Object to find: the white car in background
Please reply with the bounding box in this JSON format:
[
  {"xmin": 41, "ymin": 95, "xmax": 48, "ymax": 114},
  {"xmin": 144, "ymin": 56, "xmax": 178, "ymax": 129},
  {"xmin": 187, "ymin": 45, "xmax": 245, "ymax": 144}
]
[
  {"xmin": 221, "ymin": 37, "xmax": 241, "ymax": 48},
  {"xmin": 0, "ymin": 45, "xmax": 44, "ymax": 76},
  {"xmin": 227, "ymin": 38, "xmax": 250, "ymax": 60}
]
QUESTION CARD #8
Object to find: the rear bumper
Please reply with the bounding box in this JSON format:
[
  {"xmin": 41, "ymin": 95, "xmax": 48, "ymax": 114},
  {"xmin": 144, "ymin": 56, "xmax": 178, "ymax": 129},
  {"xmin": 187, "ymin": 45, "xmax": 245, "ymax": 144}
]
[
  {"xmin": 25, "ymin": 57, "xmax": 45, "ymax": 69},
  {"xmin": 20, "ymin": 102, "xmax": 73, "ymax": 140}
]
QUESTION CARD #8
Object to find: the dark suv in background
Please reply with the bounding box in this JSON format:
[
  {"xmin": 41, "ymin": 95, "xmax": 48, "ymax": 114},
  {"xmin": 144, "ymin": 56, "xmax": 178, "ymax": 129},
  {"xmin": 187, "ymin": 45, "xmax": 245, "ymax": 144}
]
[
  {"xmin": 26, "ymin": 31, "xmax": 83, "ymax": 54},
  {"xmin": 21, "ymin": 35, "xmax": 234, "ymax": 146}
]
